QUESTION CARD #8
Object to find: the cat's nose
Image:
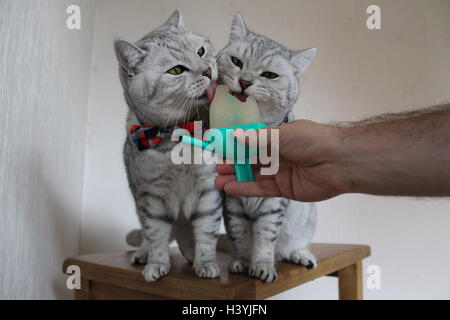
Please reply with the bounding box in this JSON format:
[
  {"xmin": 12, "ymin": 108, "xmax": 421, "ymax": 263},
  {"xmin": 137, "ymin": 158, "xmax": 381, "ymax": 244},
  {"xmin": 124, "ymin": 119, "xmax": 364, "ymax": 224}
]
[
  {"xmin": 239, "ymin": 79, "xmax": 252, "ymax": 90},
  {"xmin": 203, "ymin": 67, "xmax": 212, "ymax": 79}
]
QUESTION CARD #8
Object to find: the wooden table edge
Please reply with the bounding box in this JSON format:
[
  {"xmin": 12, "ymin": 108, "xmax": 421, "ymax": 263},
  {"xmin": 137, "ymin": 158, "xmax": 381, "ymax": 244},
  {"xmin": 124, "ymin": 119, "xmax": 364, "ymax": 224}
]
[
  {"xmin": 63, "ymin": 257, "xmax": 257, "ymax": 299},
  {"xmin": 62, "ymin": 244, "xmax": 371, "ymax": 300},
  {"xmin": 254, "ymin": 244, "xmax": 371, "ymax": 299}
]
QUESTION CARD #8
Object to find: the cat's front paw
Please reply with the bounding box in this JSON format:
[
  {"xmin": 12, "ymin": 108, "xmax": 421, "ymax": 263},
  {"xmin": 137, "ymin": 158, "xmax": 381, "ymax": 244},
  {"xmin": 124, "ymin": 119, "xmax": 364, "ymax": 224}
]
[
  {"xmin": 228, "ymin": 258, "xmax": 248, "ymax": 274},
  {"xmin": 142, "ymin": 263, "xmax": 170, "ymax": 282},
  {"xmin": 131, "ymin": 249, "xmax": 148, "ymax": 265},
  {"xmin": 289, "ymin": 250, "xmax": 318, "ymax": 269},
  {"xmin": 194, "ymin": 261, "xmax": 220, "ymax": 278},
  {"xmin": 249, "ymin": 262, "xmax": 278, "ymax": 283}
]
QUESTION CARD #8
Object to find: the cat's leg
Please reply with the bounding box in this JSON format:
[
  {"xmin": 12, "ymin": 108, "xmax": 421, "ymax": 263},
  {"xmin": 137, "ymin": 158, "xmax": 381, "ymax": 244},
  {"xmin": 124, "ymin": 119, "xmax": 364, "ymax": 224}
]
[
  {"xmin": 277, "ymin": 202, "xmax": 318, "ymax": 269},
  {"xmin": 226, "ymin": 214, "xmax": 252, "ymax": 273},
  {"xmin": 224, "ymin": 197, "xmax": 252, "ymax": 274},
  {"xmin": 130, "ymin": 237, "xmax": 149, "ymax": 264},
  {"xmin": 249, "ymin": 199, "xmax": 285, "ymax": 283},
  {"xmin": 132, "ymin": 188, "xmax": 175, "ymax": 281},
  {"xmin": 250, "ymin": 214, "xmax": 283, "ymax": 282},
  {"xmin": 140, "ymin": 216, "xmax": 173, "ymax": 282},
  {"xmin": 190, "ymin": 190, "xmax": 222, "ymax": 278},
  {"xmin": 289, "ymin": 249, "xmax": 318, "ymax": 269}
]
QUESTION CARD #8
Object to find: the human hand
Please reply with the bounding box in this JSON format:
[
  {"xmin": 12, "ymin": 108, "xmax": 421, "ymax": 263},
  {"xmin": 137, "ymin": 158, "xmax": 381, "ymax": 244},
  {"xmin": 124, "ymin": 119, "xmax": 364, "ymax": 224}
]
[{"xmin": 215, "ymin": 120, "xmax": 348, "ymax": 202}]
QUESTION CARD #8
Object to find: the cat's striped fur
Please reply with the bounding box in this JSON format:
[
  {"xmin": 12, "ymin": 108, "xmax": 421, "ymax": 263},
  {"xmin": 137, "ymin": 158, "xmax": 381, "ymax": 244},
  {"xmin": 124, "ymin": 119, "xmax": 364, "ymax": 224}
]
[
  {"xmin": 115, "ymin": 10, "xmax": 222, "ymax": 281},
  {"xmin": 217, "ymin": 14, "xmax": 318, "ymax": 282}
]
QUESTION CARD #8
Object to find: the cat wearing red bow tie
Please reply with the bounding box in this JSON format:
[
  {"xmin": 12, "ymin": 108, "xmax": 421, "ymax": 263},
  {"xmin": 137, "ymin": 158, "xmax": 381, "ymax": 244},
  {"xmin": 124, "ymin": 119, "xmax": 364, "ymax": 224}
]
[{"xmin": 115, "ymin": 10, "xmax": 221, "ymax": 282}]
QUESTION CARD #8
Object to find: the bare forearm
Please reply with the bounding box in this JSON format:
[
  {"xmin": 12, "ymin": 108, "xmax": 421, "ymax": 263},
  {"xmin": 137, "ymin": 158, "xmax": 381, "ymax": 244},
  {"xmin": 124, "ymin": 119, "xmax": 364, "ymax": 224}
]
[{"xmin": 335, "ymin": 105, "xmax": 450, "ymax": 197}]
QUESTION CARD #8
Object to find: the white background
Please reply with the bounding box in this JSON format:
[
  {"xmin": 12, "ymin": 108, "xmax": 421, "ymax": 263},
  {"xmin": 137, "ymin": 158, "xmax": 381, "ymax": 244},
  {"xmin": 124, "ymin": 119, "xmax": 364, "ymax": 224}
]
[
  {"xmin": 1, "ymin": 0, "xmax": 450, "ymax": 299},
  {"xmin": 0, "ymin": 0, "xmax": 95, "ymax": 299}
]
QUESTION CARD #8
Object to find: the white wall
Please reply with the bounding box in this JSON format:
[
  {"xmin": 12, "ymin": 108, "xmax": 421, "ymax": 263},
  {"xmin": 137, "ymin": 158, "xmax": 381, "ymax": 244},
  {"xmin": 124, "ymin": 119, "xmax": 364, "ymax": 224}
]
[
  {"xmin": 0, "ymin": 0, "xmax": 96, "ymax": 299},
  {"xmin": 81, "ymin": 0, "xmax": 450, "ymax": 299}
]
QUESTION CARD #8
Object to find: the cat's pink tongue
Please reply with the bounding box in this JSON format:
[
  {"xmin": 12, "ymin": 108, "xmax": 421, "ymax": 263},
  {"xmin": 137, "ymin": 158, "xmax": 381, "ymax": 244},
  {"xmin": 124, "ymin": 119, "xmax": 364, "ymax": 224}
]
[
  {"xmin": 205, "ymin": 80, "xmax": 218, "ymax": 103},
  {"xmin": 231, "ymin": 91, "xmax": 249, "ymax": 103}
]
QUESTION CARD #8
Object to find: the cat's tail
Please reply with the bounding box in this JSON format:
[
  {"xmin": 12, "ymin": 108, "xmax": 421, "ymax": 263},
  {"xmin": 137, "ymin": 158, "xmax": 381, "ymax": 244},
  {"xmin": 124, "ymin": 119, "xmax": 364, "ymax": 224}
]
[
  {"xmin": 126, "ymin": 229, "xmax": 233, "ymax": 252},
  {"xmin": 126, "ymin": 229, "xmax": 144, "ymax": 247}
]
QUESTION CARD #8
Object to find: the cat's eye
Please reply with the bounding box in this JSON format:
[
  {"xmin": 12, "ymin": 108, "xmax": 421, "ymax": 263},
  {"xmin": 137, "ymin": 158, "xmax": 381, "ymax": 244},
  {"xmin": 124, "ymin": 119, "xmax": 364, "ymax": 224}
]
[
  {"xmin": 197, "ymin": 47, "xmax": 205, "ymax": 57},
  {"xmin": 167, "ymin": 65, "xmax": 188, "ymax": 75},
  {"xmin": 231, "ymin": 56, "xmax": 243, "ymax": 69},
  {"xmin": 261, "ymin": 71, "xmax": 279, "ymax": 79}
]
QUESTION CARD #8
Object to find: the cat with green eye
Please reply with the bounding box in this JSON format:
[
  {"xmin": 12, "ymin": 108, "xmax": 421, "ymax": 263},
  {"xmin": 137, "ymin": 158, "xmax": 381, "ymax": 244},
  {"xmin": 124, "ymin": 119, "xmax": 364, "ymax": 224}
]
[
  {"xmin": 217, "ymin": 13, "xmax": 318, "ymax": 283},
  {"xmin": 115, "ymin": 10, "xmax": 221, "ymax": 283}
]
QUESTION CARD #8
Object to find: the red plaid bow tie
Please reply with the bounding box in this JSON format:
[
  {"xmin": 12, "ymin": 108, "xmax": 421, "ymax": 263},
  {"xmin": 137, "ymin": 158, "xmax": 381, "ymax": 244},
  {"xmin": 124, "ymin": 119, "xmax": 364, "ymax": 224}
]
[{"xmin": 130, "ymin": 118, "xmax": 202, "ymax": 151}]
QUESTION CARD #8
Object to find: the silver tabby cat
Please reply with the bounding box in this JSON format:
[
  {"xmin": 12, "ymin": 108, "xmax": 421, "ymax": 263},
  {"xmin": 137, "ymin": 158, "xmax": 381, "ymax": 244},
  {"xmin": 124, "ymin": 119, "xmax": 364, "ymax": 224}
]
[
  {"xmin": 115, "ymin": 10, "xmax": 222, "ymax": 281},
  {"xmin": 217, "ymin": 14, "xmax": 318, "ymax": 282}
]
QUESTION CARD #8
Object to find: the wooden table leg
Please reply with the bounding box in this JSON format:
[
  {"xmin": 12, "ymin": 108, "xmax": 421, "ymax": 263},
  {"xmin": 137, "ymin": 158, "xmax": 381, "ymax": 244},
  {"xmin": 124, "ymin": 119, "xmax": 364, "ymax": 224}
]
[
  {"xmin": 74, "ymin": 277, "xmax": 91, "ymax": 300},
  {"xmin": 337, "ymin": 261, "xmax": 363, "ymax": 300}
]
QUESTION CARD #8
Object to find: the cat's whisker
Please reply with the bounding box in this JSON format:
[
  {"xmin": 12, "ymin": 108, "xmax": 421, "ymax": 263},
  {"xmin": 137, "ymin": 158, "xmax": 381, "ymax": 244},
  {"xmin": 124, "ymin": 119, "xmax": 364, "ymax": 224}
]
[
  {"xmin": 164, "ymin": 96, "xmax": 186, "ymax": 132},
  {"xmin": 166, "ymin": 93, "xmax": 189, "ymax": 130},
  {"xmin": 196, "ymin": 105, "xmax": 200, "ymax": 122},
  {"xmin": 174, "ymin": 95, "xmax": 189, "ymax": 127},
  {"xmin": 180, "ymin": 96, "xmax": 192, "ymax": 123},
  {"xmin": 185, "ymin": 97, "xmax": 194, "ymax": 124}
]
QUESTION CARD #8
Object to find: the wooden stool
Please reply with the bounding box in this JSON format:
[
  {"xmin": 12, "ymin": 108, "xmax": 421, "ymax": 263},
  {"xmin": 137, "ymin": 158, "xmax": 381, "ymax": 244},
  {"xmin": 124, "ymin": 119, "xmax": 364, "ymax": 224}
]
[{"xmin": 63, "ymin": 243, "xmax": 370, "ymax": 300}]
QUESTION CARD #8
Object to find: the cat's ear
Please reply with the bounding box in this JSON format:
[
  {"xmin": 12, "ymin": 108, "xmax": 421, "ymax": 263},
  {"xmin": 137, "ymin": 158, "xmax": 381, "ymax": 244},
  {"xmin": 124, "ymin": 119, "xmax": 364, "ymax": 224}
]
[
  {"xmin": 290, "ymin": 48, "xmax": 317, "ymax": 73},
  {"xmin": 230, "ymin": 13, "xmax": 248, "ymax": 41},
  {"xmin": 163, "ymin": 9, "xmax": 184, "ymax": 28},
  {"xmin": 114, "ymin": 39, "xmax": 146, "ymax": 69}
]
